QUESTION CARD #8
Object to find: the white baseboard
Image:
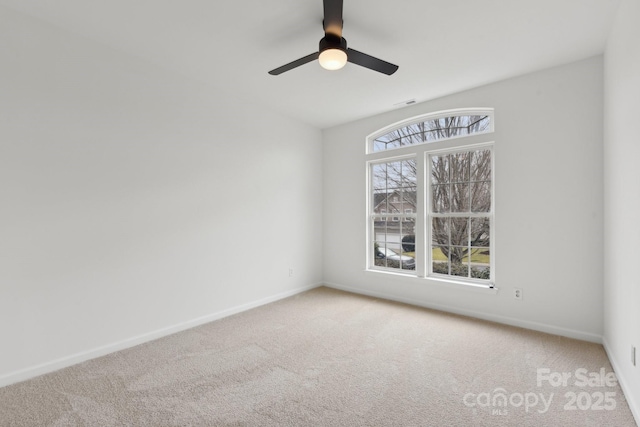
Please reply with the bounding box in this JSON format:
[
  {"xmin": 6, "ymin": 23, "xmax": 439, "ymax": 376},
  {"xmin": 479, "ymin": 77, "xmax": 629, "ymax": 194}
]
[
  {"xmin": 324, "ymin": 282, "xmax": 603, "ymax": 343},
  {"xmin": 0, "ymin": 283, "xmax": 321, "ymax": 389},
  {"xmin": 602, "ymin": 337, "xmax": 640, "ymax": 427}
]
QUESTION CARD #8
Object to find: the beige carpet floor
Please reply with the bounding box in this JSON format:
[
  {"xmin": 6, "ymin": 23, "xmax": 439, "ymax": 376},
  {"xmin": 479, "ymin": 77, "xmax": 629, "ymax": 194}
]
[{"xmin": 0, "ymin": 286, "xmax": 636, "ymax": 426}]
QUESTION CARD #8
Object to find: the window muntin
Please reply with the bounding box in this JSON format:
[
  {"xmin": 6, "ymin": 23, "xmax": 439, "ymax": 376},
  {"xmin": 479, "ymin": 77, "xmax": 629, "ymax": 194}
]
[
  {"xmin": 367, "ymin": 109, "xmax": 494, "ymax": 286},
  {"xmin": 371, "ymin": 112, "xmax": 491, "ymax": 153}
]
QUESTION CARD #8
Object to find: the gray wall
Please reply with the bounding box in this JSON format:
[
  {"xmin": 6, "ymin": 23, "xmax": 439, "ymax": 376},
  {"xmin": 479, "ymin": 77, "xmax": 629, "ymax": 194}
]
[
  {"xmin": 323, "ymin": 57, "xmax": 604, "ymax": 342},
  {"xmin": 0, "ymin": 7, "xmax": 323, "ymax": 384},
  {"xmin": 604, "ymin": 0, "xmax": 640, "ymax": 419}
]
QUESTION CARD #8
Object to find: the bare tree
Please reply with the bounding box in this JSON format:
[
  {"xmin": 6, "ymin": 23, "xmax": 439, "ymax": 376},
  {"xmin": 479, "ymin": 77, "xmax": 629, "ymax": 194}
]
[{"xmin": 431, "ymin": 149, "xmax": 491, "ymax": 265}]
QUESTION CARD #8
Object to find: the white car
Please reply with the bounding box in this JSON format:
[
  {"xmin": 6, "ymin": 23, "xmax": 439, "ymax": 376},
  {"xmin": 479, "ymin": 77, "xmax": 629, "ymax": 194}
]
[{"xmin": 375, "ymin": 247, "xmax": 416, "ymax": 270}]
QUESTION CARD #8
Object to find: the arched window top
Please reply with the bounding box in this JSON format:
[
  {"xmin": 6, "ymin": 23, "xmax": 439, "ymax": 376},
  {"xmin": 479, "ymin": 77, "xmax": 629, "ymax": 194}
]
[{"xmin": 368, "ymin": 108, "xmax": 494, "ymax": 153}]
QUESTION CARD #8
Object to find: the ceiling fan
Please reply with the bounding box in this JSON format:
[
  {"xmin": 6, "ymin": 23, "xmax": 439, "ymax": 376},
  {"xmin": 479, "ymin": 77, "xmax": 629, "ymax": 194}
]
[{"xmin": 268, "ymin": 0, "xmax": 399, "ymax": 76}]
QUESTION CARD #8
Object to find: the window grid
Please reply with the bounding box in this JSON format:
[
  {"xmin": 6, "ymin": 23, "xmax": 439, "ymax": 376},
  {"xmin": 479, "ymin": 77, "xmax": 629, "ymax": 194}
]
[
  {"xmin": 427, "ymin": 148, "xmax": 492, "ymax": 283},
  {"xmin": 370, "ymin": 158, "xmax": 417, "ymax": 272}
]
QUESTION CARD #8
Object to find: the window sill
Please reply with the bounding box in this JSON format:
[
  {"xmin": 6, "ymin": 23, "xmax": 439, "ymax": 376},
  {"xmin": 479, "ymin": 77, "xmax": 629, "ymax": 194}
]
[{"xmin": 364, "ymin": 268, "xmax": 498, "ymax": 294}]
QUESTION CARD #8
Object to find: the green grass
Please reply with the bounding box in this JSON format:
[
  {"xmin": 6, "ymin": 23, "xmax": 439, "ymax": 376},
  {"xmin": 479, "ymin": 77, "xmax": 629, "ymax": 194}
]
[{"xmin": 401, "ymin": 248, "xmax": 490, "ymax": 264}]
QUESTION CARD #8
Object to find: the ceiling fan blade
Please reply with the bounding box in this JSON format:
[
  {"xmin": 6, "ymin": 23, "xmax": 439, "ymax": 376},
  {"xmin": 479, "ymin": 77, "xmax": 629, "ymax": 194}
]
[
  {"xmin": 268, "ymin": 52, "xmax": 320, "ymax": 75},
  {"xmin": 323, "ymin": 0, "xmax": 344, "ymax": 37},
  {"xmin": 347, "ymin": 48, "xmax": 399, "ymax": 75}
]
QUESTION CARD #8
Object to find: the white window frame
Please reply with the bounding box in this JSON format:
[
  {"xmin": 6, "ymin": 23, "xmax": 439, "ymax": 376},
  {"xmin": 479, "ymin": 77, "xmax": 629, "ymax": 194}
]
[{"xmin": 366, "ymin": 108, "xmax": 495, "ymax": 288}]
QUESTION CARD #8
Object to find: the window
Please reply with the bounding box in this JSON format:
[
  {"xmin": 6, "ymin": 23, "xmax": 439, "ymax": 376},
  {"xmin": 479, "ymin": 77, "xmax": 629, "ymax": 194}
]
[
  {"xmin": 372, "ymin": 113, "xmax": 491, "ymax": 152},
  {"xmin": 429, "ymin": 149, "xmax": 492, "ymax": 280},
  {"xmin": 367, "ymin": 109, "xmax": 494, "ymax": 286},
  {"xmin": 371, "ymin": 160, "xmax": 417, "ymax": 271}
]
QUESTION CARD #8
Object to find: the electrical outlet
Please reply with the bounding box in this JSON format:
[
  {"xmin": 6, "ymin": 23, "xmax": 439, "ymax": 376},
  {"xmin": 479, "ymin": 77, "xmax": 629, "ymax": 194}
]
[
  {"xmin": 289, "ymin": 268, "xmax": 294, "ymax": 277},
  {"xmin": 514, "ymin": 288, "xmax": 523, "ymax": 300},
  {"xmin": 632, "ymin": 346, "xmax": 636, "ymax": 367}
]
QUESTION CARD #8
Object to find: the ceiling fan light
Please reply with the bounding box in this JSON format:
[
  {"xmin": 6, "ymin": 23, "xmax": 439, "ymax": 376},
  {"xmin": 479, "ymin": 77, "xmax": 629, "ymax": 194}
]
[{"xmin": 319, "ymin": 48, "xmax": 347, "ymax": 70}]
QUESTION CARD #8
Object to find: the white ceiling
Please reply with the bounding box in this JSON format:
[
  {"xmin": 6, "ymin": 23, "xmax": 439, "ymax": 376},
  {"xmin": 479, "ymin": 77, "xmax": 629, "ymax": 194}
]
[{"xmin": 0, "ymin": 0, "xmax": 621, "ymax": 129}]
